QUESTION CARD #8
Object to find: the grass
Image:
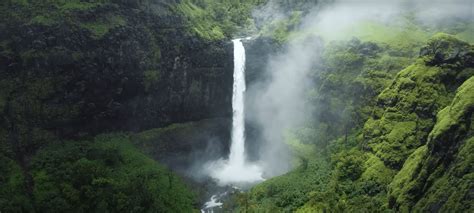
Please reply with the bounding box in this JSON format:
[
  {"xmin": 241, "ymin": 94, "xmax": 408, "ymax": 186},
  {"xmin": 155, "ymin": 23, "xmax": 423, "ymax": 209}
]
[
  {"xmin": 59, "ymin": 1, "xmax": 103, "ymax": 11},
  {"xmin": 175, "ymin": 1, "xmax": 226, "ymax": 40},
  {"xmin": 80, "ymin": 15, "xmax": 126, "ymax": 38},
  {"xmin": 6, "ymin": 0, "xmax": 124, "ymax": 38},
  {"xmin": 283, "ymin": 16, "xmax": 473, "ymax": 53}
]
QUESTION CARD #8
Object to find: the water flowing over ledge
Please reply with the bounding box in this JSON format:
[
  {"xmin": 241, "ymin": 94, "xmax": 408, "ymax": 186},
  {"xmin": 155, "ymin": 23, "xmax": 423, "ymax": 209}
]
[{"xmin": 205, "ymin": 38, "xmax": 263, "ymax": 187}]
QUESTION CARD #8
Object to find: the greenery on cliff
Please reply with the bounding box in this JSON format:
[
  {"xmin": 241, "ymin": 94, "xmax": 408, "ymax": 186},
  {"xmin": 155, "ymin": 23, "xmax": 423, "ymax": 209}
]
[
  {"xmin": 1, "ymin": 0, "xmax": 230, "ymax": 211},
  {"xmin": 175, "ymin": 0, "xmax": 267, "ymax": 40},
  {"xmin": 1, "ymin": 0, "xmax": 473, "ymax": 212}
]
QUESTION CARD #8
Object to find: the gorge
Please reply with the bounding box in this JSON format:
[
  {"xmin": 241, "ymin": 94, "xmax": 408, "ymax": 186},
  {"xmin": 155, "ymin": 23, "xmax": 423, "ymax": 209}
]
[{"xmin": 0, "ymin": 0, "xmax": 473, "ymax": 212}]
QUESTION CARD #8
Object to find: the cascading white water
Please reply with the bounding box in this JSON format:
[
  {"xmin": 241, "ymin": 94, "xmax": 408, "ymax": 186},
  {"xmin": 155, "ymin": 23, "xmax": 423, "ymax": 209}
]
[
  {"xmin": 228, "ymin": 38, "xmax": 247, "ymax": 167},
  {"xmin": 205, "ymin": 38, "xmax": 263, "ymax": 186}
]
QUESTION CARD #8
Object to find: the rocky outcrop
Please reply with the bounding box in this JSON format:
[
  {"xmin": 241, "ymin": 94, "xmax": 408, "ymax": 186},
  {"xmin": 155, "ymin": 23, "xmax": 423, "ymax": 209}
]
[{"xmin": 420, "ymin": 33, "xmax": 474, "ymax": 66}]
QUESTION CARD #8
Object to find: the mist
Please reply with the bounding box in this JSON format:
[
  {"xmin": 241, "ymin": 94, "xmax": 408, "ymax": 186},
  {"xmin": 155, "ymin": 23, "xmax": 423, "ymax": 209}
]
[
  {"xmin": 301, "ymin": 0, "xmax": 473, "ymax": 37},
  {"xmin": 246, "ymin": 37, "xmax": 322, "ymax": 177},
  {"xmin": 246, "ymin": 0, "xmax": 473, "ymax": 177}
]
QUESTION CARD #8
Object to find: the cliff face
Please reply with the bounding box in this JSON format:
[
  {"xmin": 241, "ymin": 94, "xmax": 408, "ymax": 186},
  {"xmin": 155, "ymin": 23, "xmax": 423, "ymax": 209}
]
[
  {"xmin": 0, "ymin": 1, "xmax": 233, "ymax": 139},
  {"xmin": 243, "ymin": 37, "xmax": 282, "ymax": 84},
  {"xmin": 0, "ymin": 1, "xmax": 235, "ymax": 211}
]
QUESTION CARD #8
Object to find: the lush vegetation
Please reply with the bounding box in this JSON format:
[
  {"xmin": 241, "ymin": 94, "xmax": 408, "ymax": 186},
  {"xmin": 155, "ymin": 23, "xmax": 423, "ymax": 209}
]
[
  {"xmin": 231, "ymin": 30, "xmax": 474, "ymax": 212},
  {"xmin": 0, "ymin": 134, "xmax": 196, "ymax": 212},
  {"xmin": 173, "ymin": 0, "xmax": 330, "ymax": 41},
  {"xmin": 0, "ymin": 0, "xmax": 217, "ymax": 212},
  {"xmin": 174, "ymin": 0, "xmax": 267, "ymax": 40},
  {"xmin": 1, "ymin": 0, "xmax": 473, "ymax": 212},
  {"xmin": 388, "ymin": 76, "xmax": 474, "ymax": 211}
]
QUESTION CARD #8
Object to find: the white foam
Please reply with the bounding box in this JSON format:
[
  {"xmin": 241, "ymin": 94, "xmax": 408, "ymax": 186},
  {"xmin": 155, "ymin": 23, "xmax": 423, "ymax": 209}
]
[
  {"xmin": 204, "ymin": 195, "xmax": 223, "ymax": 209},
  {"xmin": 207, "ymin": 159, "xmax": 264, "ymax": 186}
]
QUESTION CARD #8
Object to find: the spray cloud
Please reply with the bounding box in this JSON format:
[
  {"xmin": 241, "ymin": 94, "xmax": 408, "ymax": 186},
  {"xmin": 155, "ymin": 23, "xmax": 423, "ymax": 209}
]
[{"xmin": 246, "ymin": 0, "xmax": 473, "ymax": 177}]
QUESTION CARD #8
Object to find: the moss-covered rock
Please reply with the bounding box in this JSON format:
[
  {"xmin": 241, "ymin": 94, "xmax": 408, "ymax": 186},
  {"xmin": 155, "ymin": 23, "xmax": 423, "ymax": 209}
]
[
  {"xmin": 387, "ymin": 145, "xmax": 428, "ymax": 211},
  {"xmin": 363, "ymin": 61, "xmax": 449, "ymax": 169},
  {"xmin": 420, "ymin": 33, "xmax": 474, "ymax": 66},
  {"xmin": 388, "ymin": 76, "xmax": 474, "ymax": 212},
  {"xmin": 363, "ymin": 35, "xmax": 473, "ymax": 169},
  {"xmin": 361, "ymin": 154, "xmax": 397, "ymax": 187}
]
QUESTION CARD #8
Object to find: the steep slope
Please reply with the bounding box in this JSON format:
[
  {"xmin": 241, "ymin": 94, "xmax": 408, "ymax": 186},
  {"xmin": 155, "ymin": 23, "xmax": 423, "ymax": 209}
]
[
  {"xmin": 363, "ymin": 34, "xmax": 473, "ymax": 170},
  {"xmin": 389, "ymin": 76, "xmax": 474, "ymax": 212}
]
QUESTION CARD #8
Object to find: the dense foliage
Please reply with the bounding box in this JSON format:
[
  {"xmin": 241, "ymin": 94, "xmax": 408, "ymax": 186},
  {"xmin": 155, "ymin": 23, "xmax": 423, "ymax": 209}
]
[
  {"xmin": 0, "ymin": 134, "xmax": 195, "ymax": 212},
  {"xmin": 1, "ymin": 0, "xmax": 473, "ymax": 212},
  {"xmin": 234, "ymin": 31, "xmax": 474, "ymax": 212},
  {"xmin": 175, "ymin": 0, "xmax": 267, "ymax": 40}
]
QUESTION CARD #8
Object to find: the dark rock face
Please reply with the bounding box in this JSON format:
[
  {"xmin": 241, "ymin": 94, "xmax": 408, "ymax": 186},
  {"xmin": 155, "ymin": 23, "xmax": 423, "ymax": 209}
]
[
  {"xmin": 0, "ymin": 3, "xmax": 233, "ymax": 138},
  {"xmin": 243, "ymin": 37, "xmax": 282, "ymax": 84},
  {"xmin": 241, "ymin": 37, "xmax": 282, "ymax": 160},
  {"xmin": 133, "ymin": 118, "xmax": 232, "ymax": 175},
  {"xmin": 124, "ymin": 37, "xmax": 234, "ymax": 132}
]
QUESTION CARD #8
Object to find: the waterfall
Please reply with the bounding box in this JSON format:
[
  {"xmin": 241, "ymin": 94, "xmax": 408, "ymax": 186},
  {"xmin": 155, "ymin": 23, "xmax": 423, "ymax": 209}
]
[
  {"xmin": 205, "ymin": 38, "xmax": 263, "ymax": 187},
  {"xmin": 201, "ymin": 38, "xmax": 263, "ymax": 213},
  {"xmin": 228, "ymin": 39, "xmax": 247, "ymax": 167}
]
